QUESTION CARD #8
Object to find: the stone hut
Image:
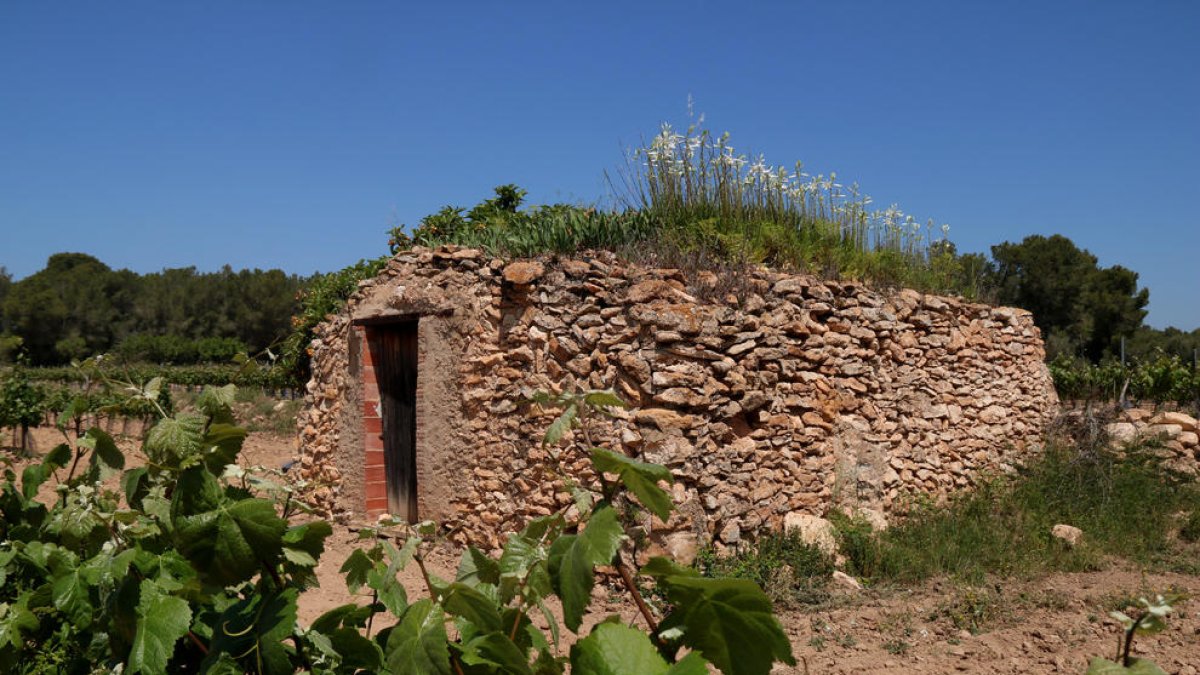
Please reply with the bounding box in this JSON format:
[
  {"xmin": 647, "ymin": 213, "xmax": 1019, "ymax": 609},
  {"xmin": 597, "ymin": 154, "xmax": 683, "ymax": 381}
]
[{"xmin": 297, "ymin": 246, "xmax": 1059, "ymax": 549}]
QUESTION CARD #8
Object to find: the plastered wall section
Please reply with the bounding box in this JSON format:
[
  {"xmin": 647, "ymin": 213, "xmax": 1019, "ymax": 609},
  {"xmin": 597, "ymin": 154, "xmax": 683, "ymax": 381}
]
[{"xmin": 297, "ymin": 246, "xmax": 1059, "ymax": 550}]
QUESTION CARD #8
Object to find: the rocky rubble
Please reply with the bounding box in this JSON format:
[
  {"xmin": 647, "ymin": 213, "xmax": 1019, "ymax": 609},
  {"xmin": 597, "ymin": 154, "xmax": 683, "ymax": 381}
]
[
  {"xmin": 1105, "ymin": 409, "xmax": 1200, "ymax": 475},
  {"xmin": 297, "ymin": 246, "xmax": 1060, "ymax": 551}
]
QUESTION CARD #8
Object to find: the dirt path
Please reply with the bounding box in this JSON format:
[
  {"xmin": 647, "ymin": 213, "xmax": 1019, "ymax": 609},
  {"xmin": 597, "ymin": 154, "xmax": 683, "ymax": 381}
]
[{"xmin": 7, "ymin": 428, "xmax": 1199, "ymax": 673}]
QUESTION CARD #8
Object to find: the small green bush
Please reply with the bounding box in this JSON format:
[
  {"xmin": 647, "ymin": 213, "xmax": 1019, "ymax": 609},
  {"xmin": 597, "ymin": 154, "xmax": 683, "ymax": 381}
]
[
  {"xmin": 1180, "ymin": 509, "xmax": 1200, "ymax": 543},
  {"xmin": 698, "ymin": 530, "xmax": 835, "ymax": 605},
  {"xmin": 832, "ymin": 439, "xmax": 1199, "ymax": 584}
]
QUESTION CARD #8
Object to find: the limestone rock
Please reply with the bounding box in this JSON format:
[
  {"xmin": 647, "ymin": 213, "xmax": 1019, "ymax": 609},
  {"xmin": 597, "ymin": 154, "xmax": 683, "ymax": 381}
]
[
  {"xmin": 664, "ymin": 532, "xmax": 699, "ymax": 566},
  {"xmin": 1150, "ymin": 412, "xmax": 1198, "ymax": 432},
  {"xmin": 503, "ymin": 261, "xmax": 545, "ymax": 285},
  {"xmin": 634, "ymin": 408, "xmax": 695, "ymax": 431},
  {"xmin": 1105, "ymin": 422, "xmax": 1138, "ymax": 444},
  {"xmin": 1145, "ymin": 424, "xmax": 1183, "ymax": 439},
  {"xmin": 783, "ymin": 513, "xmax": 839, "ymax": 556},
  {"xmin": 719, "ymin": 520, "xmax": 742, "ymax": 544},
  {"xmin": 831, "ymin": 570, "xmax": 862, "ymax": 591},
  {"xmin": 1051, "ymin": 524, "xmax": 1083, "ymax": 547}
]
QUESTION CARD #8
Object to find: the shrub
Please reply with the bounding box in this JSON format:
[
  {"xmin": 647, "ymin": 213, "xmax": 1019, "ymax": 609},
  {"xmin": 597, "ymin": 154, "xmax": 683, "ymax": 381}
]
[
  {"xmin": 833, "ymin": 438, "xmax": 1199, "ymax": 584},
  {"xmin": 698, "ymin": 530, "xmax": 835, "ymax": 606}
]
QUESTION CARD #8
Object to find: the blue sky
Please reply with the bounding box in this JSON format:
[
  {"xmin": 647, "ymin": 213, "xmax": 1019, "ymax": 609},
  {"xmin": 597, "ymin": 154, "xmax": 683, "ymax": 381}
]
[{"xmin": 1, "ymin": 1, "xmax": 1197, "ymax": 328}]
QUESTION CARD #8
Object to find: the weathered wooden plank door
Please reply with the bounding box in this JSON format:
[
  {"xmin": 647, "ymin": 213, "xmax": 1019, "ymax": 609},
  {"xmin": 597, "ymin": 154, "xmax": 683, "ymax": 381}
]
[{"xmin": 374, "ymin": 322, "xmax": 419, "ymax": 521}]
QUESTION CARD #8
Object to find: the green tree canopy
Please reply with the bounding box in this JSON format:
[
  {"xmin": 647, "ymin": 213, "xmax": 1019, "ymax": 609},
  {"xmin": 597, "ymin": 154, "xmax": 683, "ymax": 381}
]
[
  {"xmin": 1, "ymin": 254, "xmax": 306, "ymax": 365},
  {"xmin": 990, "ymin": 235, "xmax": 1149, "ymax": 361}
]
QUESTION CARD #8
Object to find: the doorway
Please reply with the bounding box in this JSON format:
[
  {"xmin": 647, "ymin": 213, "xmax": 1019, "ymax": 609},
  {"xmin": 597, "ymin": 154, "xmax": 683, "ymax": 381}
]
[{"xmin": 366, "ymin": 321, "xmax": 419, "ymax": 521}]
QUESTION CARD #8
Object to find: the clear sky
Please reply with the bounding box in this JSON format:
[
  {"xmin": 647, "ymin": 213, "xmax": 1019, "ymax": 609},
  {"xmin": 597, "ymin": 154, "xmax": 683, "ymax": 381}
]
[{"xmin": 2, "ymin": 1, "xmax": 1197, "ymax": 329}]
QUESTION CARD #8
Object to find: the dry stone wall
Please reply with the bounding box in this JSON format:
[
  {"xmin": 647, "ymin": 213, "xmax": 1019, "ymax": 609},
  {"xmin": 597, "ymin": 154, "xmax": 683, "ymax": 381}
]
[{"xmin": 298, "ymin": 246, "xmax": 1059, "ymax": 551}]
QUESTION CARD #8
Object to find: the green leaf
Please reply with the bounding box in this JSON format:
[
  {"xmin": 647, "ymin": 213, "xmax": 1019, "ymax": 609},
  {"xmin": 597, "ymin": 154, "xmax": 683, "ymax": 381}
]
[
  {"xmin": 341, "ymin": 548, "xmax": 374, "ymax": 593},
  {"xmin": 385, "ymin": 599, "xmax": 452, "ymax": 675},
  {"xmin": 442, "ymin": 582, "xmax": 503, "ymax": 633},
  {"xmin": 44, "ymin": 443, "xmax": 72, "ymax": 471},
  {"xmin": 202, "ymin": 424, "xmax": 247, "ymax": 474},
  {"xmin": 368, "ymin": 560, "xmax": 409, "ymax": 615},
  {"xmin": 583, "ymin": 390, "xmax": 627, "ymax": 410},
  {"xmin": 329, "ymin": 626, "xmax": 384, "ymax": 671},
  {"xmin": 499, "ymin": 535, "xmax": 541, "ymax": 581},
  {"xmin": 20, "ymin": 464, "xmax": 46, "ymax": 500},
  {"xmin": 665, "ymin": 653, "xmax": 711, "ymax": 674},
  {"xmin": 51, "ymin": 567, "xmax": 93, "ymax": 627},
  {"xmin": 145, "ymin": 413, "xmax": 206, "ymax": 466},
  {"xmin": 282, "ymin": 520, "xmax": 333, "ymax": 568},
  {"xmin": 1086, "ymin": 656, "xmax": 1169, "ymax": 674},
  {"xmin": 0, "ymin": 598, "xmax": 38, "ymax": 650},
  {"xmin": 640, "ymin": 556, "xmax": 700, "ymax": 580},
  {"xmin": 571, "ymin": 622, "xmax": 710, "ymax": 675},
  {"xmin": 128, "ymin": 580, "xmax": 192, "ymax": 675},
  {"xmin": 460, "ymin": 632, "xmax": 533, "ymax": 674},
  {"xmin": 591, "ymin": 448, "xmax": 674, "ymax": 521},
  {"xmin": 543, "ymin": 404, "xmax": 577, "ymax": 446},
  {"xmin": 84, "ymin": 427, "xmax": 124, "ymax": 471},
  {"xmin": 311, "ymin": 603, "xmax": 374, "ymax": 634},
  {"xmin": 204, "ymin": 588, "xmax": 297, "ymax": 675},
  {"xmin": 548, "ymin": 506, "xmax": 624, "ymax": 632},
  {"xmin": 571, "ymin": 622, "xmax": 670, "ymax": 674},
  {"xmin": 122, "ymin": 467, "xmax": 150, "ymax": 508},
  {"xmin": 170, "ymin": 466, "xmax": 286, "ymax": 586},
  {"xmin": 458, "ymin": 546, "xmax": 501, "ymax": 587},
  {"xmin": 196, "ymin": 384, "xmax": 237, "ymax": 424},
  {"xmin": 656, "ymin": 576, "xmax": 794, "ymax": 675}
]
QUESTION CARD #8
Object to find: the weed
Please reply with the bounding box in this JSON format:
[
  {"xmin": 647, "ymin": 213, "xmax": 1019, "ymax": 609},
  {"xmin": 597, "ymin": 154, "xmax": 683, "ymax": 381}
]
[
  {"xmin": 883, "ymin": 639, "xmax": 911, "ymax": 655},
  {"xmin": 1180, "ymin": 508, "xmax": 1200, "ymax": 543},
  {"xmin": 832, "ymin": 436, "xmax": 1200, "ymax": 584},
  {"xmin": 936, "ymin": 586, "xmax": 1010, "ymax": 635},
  {"xmin": 697, "ymin": 530, "xmax": 835, "ymax": 606}
]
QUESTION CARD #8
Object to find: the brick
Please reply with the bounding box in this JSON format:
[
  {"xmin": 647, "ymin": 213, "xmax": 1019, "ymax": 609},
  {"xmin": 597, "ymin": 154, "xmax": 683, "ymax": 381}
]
[
  {"xmin": 365, "ymin": 464, "xmax": 386, "ymax": 483},
  {"xmin": 365, "ymin": 481, "xmax": 388, "ymax": 500},
  {"xmin": 365, "ymin": 449, "xmax": 386, "ymax": 467},
  {"xmin": 364, "ymin": 417, "xmax": 383, "ymax": 434},
  {"xmin": 365, "ymin": 498, "xmax": 388, "ymax": 516},
  {"xmin": 362, "ymin": 366, "xmax": 377, "ymax": 385},
  {"xmin": 363, "ymin": 400, "xmax": 381, "ymax": 418}
]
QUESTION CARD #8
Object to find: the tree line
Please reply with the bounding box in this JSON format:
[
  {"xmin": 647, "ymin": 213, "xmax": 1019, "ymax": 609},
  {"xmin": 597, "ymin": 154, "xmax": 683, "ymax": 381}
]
[
  {"xmin": 0, "ymin": 253, "xmax": 305, "ymax": 366},
  {"xmin": 980, "ymin": 234, "xmax": 1197, "ymax": 365}
]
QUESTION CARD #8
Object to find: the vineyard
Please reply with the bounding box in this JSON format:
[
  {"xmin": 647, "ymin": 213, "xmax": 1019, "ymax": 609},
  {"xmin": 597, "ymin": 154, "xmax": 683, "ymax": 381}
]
[
  {"xmin": 1048, "ymin": 354, "xmax": 1200, "ymax": 408},
  {"xmin": 0, "ymin": 381, "xmax": 796, "ymax": 674},
  {"xmin": 0, "ymin": 360, "xmax": 299, "ymax": 453}
]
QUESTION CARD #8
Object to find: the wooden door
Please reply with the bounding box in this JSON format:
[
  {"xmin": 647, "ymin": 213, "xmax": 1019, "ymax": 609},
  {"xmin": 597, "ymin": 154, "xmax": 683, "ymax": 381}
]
[{"xmin": 372, "ymin": 322, "xmax": 419, "ymax": 520}]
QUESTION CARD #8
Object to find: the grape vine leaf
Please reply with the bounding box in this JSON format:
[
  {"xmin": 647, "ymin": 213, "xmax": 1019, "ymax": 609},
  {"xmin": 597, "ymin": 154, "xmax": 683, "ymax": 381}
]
[
  {"xmin": 591, "ymin": 448, "xmax": 674, "ymax": 520},
  {"xmin": 442, "ymin": 582, "xmax": 503, "ymax": 633},
  {"xmin": 204, "ymin": 588, "xmax": 298, "ymax": 675},
  {"xmin": 458, "ymin": 545, "xmax": 501, "ymax": 587},
  {"xmin": 543, "ymin": 404, "xmax": 577, "ymax": 446},
  {"xmin": 459, "ymin": 632, "xmax": 533, "ymax": 674},
  {"xmin": 170, "ymin": 466, "xmax": 286, "ymax": 586},
  {"xmin": 127, "ymin": 579, "xmax": 192, "ymax": 675},
  {"xmin": 653, "ymin": 573, "xmax": 795, "ymax": 675},
  {"xmin": 571, "ymin": 622, "xmax": 709, "ymax": 675},
  {"xmin": 547, "ymin": 506, "xmax": 623, "ymax": 632},
  {"xmin": 146, "ymin": 413, "xmax": 206, "ymax": 466},
  {"xmin": 82, "ymin": 427, "xmax": 124, "ymax": 472},
  {"xmin": 385, "ymin": 599, "xmax": 452, "ymax": 675}
]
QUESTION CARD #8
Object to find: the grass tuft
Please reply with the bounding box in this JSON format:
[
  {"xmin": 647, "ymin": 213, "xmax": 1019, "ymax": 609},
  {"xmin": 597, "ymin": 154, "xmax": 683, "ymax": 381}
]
[
  {"xmin": 833, "ymin": 439, "xmax": 1200, "ymax": 584},
  {"xmin": 697, "ymin": 530, "xmax": 835, "ymax": 606}
]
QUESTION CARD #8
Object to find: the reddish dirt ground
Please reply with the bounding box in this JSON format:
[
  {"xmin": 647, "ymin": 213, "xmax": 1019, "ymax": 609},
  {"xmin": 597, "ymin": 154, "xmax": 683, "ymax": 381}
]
[{"xmin": 7, "ymin": 427, "xmax": 1199, "ymax": 674}]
